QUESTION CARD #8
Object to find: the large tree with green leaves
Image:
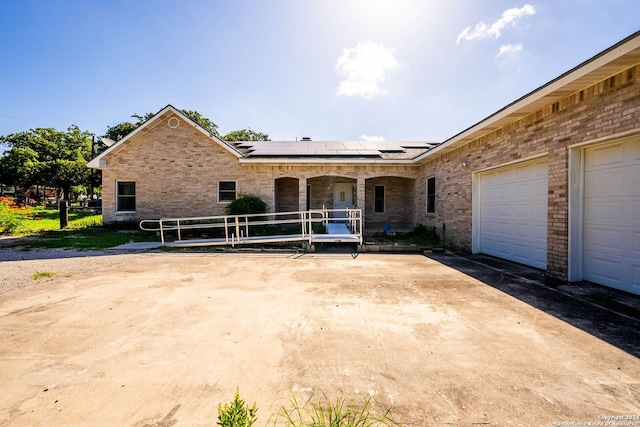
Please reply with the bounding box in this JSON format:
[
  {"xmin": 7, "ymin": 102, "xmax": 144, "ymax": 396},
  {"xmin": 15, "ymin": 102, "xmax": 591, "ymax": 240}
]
[
  {"xmin": 223, "ymin": 128, "xmax": 270, "ymax": 142},
  {"xmin": 104, "ymin": 109, "xmax": 268, "ymax": 142},
  {"xmin": 0, "ymin": 126, "xmax": 93, "ymax": 200}
]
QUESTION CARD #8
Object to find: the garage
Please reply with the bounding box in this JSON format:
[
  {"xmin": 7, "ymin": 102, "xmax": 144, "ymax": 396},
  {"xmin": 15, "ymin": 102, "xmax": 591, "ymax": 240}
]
[
  {"xmin": 583, "ymin": 139, "xmax": 640, "ymax": 294},
  {"xmin": 474, "ymin": 158, "xmax": 548, "ymax": 269}
]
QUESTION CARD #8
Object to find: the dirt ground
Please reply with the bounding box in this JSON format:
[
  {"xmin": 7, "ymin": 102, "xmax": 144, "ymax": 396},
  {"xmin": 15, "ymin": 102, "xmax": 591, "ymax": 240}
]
[{"xmin": 0, "ymin": 252, "xmax": 638, "ymax": 426}]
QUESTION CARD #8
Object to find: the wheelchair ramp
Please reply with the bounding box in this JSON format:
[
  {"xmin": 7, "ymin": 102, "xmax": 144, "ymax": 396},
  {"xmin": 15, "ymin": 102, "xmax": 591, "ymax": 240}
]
[{"xmin": 140, "ymin": 208, "xmax": 363, "ymax": 247}]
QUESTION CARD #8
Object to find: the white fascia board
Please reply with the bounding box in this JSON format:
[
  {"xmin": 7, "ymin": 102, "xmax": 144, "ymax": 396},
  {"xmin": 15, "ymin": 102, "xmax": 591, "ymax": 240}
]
[
  {"xmin": 86, "ymin": 158, "xmax": 105, "ymax": 169},
  {"xmin": 413, "ymin": 31, "xmax": 640, "ymax": 164},
  {"xmin": 88, "ymin": 105, "xmax": 244, "ymax": 169},
  {"xmin": 88, "ymin": 105, "xmax": 175, "ymax": 167}
]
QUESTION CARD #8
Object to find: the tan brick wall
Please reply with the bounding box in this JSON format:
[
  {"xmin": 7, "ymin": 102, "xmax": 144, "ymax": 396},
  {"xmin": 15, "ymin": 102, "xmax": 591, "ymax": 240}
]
[
  {"xmin": 365, "ymin": 177, "xmax": 415, "ymax": 231},
  {"xmin": 100, "ymin": 113, "xmax": 421, "ymax": 232},
  {"xmin": 102, "ymin": 111, "xmax": 271, "ymax": 222},
  {"xmin": 416, "ymin": 65, "xmax": 640, "ymax": 280}
]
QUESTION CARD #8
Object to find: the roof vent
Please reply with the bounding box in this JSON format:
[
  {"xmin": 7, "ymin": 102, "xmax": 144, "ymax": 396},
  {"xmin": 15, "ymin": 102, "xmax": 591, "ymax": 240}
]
[
  {"xmin": 301, "ymin": 137, "xmax": 311, "ymax": 141},
  {"xmin": 168, "ymin": 117, "xmax": 179, "ymax": 129}
]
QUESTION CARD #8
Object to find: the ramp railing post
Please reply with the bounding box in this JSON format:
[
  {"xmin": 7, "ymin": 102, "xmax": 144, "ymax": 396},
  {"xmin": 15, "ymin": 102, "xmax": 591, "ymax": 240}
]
[
  {"xmin": 176, "ymin": 219, "xmax": 182, "ymax": 241},
  {"xmin": 159, "ymin": 220, "xmax": 165, "ymax": 246}
]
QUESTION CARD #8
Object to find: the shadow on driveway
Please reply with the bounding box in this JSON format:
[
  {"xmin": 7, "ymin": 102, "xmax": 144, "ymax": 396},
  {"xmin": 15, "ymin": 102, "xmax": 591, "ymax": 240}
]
[{"xmin": 425, "ymin": 252, "xmax": 640, "ymax": 358}]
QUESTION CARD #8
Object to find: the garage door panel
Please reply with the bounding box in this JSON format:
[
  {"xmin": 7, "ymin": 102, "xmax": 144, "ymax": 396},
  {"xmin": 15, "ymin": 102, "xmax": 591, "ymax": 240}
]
[
  {"xmin": 585, "ymin": 200, "xmax": 624, "ymax": 225},
  {"xmin": 586, "ymin": 143, "xmax": 624, "ymax": 169},
  {"xmin": 495, "ymin": 222, "xmax": 511, "ymax": 236},
  {"xmin": 513, "ymin": 222, "xmax": 532, "ymax": 238},
  {"xmin": 514, "ymin": 204, "xmax": 532, "ymax": 218},
  {"xmin": 585, "ymin": 169, "xmax": 624, "ymax": 196},
  {"xmin": 532, "ymin": 223, "xmax": 547, "ymax": 239},
  {"xmin": 583, "ymin": 139, "xmax": 640, "ymax": 293},
  {"xmin": 513, "ymin": 182, "xmax": 532, "ymax": 198},
  {"xmin": 584, "ymin": 254, "xmax": 623, "ymax": 285},
  {"xmin": 478, "ymin": 158, "xmax": 548, "ymax": 269},
  {"xmin": 585, "ymin": 227, "xmax": 623, "ymax": 252}
]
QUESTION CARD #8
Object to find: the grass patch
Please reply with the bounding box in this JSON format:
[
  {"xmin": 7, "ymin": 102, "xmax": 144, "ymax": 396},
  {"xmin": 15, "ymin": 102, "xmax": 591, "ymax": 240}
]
[
  {"xmin": 31, "ymin": 271, "xmax": 55, "ymax": 280},
  {"xmin": 1, "ymin": 208, "xmax": 157, "ymax": 250},
  {"xmin": 271, "ymin": 393, "xmax": 397, "ymax": 427},
  {"xmin": 13, "ymin": 207, "xmax": 102, "ymax": 235}
]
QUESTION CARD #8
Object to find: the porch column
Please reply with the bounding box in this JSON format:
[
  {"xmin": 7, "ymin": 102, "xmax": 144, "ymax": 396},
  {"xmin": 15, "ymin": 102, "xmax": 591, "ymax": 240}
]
[
  {"xmin": 298, "ymin": 177, "xmax": 307, "ymax": 212},
  {"xmin": 356, "ymin": 178, "xmax": 366, "ymax": 230}
]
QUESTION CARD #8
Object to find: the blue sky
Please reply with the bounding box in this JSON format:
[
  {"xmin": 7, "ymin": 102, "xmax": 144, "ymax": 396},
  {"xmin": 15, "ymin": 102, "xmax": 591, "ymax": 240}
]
[{"xmin": 1, "ymin": 0, "xmax": 638, "ymax": 143}]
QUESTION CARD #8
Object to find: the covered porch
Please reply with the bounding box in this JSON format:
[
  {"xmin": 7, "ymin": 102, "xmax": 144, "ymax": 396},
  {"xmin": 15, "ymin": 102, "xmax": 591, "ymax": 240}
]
[{"xmin": 274, "ymin": 175, "xmax": 416, "ymax": 233}]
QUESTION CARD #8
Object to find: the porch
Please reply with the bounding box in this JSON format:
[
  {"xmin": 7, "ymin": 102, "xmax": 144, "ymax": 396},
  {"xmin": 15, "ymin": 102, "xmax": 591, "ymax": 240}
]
[{"xmin": 274, "ymin": 175, "xmax": 416, "ymax": 233}]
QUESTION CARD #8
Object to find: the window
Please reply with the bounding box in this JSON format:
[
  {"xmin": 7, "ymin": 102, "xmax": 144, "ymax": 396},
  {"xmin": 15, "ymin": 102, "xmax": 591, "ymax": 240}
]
[
  {"xmin": 427, "ymin": 177, "xmax": 436, "ymax": 214},
  {"xmin": 374, "ymin": 185, "xmax": 384, "ymax": 213},
  {"xmin": 218, "ymin": 181, "xmax": 237, "ymax": 202},
  {"xmin": 116, "ymin": 181, "xmax": 136, "ymax": 212}
]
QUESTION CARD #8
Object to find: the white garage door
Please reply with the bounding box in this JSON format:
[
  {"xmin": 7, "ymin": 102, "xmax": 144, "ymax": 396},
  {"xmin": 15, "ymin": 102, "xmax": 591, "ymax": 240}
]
[
  {"xmin": 478, "ymin": 158, "xmax": 548, "ymax": 269},
  {"xmin": 583, "ymin": 139, "xmax": 640, "ymax": 294}
]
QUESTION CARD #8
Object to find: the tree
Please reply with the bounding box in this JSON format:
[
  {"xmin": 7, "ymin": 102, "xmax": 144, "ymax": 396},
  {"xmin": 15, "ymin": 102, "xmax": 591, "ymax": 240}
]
[
  {"xmin": 104, "ymin": 109, "xmax": 221, "ymax": 141},
  {"xmin": 181, "ymin": 110, "xmax": 219, "ymax": 136},
  {"xmin": 0, "ymin": 126, "xmax": 92, "ymax": 200},
  {"xmin": 223, "ymin": 128, "xmax": 270, "ymax": 142},
  {"xmin": 103, "ymin": 109, "xmax": 269, "ymax": 143}
]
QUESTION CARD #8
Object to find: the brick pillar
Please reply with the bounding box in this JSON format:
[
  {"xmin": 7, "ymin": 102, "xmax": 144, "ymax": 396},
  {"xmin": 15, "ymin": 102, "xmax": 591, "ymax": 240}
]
[
  {"xmin": 298, "ymin": 177, "xmax": 307, "ymax": 212},
  {"xmin": 357, "ymin": 178, "xmax": 366, "ymax": 231}
]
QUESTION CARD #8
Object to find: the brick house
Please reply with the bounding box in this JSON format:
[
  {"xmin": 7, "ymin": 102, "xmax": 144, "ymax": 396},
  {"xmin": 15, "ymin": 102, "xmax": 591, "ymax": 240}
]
[{"xmin": 89, "ymin": 30, "xmax": 640, "ymax": 295}]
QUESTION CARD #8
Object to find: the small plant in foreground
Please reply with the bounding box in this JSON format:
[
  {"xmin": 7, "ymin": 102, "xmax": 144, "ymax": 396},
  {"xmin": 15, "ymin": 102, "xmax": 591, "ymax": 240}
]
[
  {"xmin": 31, "ymin": 271, "xmax": 55, "ymax": 280},
  {"xmin": 272, "ymin": 393, "xmax": 398, "ymax": 427},
  {"xmin": 217, "ymin": 388, "xmax": 257, "ymax": 427}
]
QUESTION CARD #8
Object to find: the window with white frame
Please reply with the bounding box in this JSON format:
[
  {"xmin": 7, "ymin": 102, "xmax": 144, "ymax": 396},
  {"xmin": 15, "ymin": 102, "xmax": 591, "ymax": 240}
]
[
  {"xmin": 116, "ymin": 181, "xmax": 136, "ymax": 212},
  {"xmin": 426, "ymin": 177, "xmax": 436, "ymax": 214},
  {"xmin": 374, "ymin": 185, "xmax": 384, "ymax": 213},
  {"xmin": 218, "ymin": 181, "xmax": 237, "ymax": 202}
]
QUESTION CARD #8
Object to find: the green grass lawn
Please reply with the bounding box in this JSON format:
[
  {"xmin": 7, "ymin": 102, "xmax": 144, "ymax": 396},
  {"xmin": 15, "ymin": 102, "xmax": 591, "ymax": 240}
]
[
  {"xmin": 15, "ymin": 206, "xmax": 103, "ymax": 234},
  {"xmin": 6, "ymin": 208, "xmax": 158, "ymax": 250}
]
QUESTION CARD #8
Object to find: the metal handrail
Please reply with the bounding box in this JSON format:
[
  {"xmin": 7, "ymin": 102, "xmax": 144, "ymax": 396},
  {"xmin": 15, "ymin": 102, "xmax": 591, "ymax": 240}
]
[{"xmin": 139, "ymin": 207, "xmax": 363, "ymax": 247}]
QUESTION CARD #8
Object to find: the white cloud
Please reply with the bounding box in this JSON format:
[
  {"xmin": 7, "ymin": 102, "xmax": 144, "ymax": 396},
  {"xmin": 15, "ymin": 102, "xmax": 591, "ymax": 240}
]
[
  {"xmin": 336, "ymin": 42, "xmax": 400, "ymax": 100},
  {"xmin": 496, "ymin": 43, "xmax": 523, "ymax": 58},
  {"xmin": 456, "ymin": 4, "xmax": 535, "ymax": 44},
  {"xmin": 360, "ymin": 134, "xmax": 386, "ymax": 142}
]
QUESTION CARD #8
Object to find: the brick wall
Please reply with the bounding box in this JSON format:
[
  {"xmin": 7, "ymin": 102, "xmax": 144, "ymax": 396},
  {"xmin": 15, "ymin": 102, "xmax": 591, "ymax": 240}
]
[
  {"xmin": 102, "ymin": 111, "xmax": 257, "ymax": 222},
  {"xmin": 416, "ymin": 65, "xmax": 640, "ymax": 280},
  {"xmin": 100, "ymin": 112, "xmax": 421, "ymax": 232}
]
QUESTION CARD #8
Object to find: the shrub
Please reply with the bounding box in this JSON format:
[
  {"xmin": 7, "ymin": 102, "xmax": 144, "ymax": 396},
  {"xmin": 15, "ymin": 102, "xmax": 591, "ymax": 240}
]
[
  {"xmin": 225, "ymin": 194, "xmax": 267, "ymax": 216},
  {"xmin": 0, "ymin": 196, "xmax": 31, "ymax": 235},
  {"xmin": 217, "ymin": 389, "xmax": 257, "ymax": 427}
]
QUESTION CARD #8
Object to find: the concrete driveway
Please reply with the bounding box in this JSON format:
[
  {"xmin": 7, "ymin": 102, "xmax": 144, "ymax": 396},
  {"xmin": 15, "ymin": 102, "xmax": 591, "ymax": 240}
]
[{"xmin": 0, "ymin": 252, "xmax": 638, "ymax": 426}]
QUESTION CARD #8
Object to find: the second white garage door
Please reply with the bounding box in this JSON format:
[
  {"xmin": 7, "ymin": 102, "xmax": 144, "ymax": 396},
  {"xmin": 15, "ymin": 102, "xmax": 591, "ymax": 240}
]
[
  {"xmin": 477, "ymin": 158, "xmax": 548, "ymax": 269},
  {"xmin": 583, "ymin": 139, "xmax": 640, "ymax": 294}
]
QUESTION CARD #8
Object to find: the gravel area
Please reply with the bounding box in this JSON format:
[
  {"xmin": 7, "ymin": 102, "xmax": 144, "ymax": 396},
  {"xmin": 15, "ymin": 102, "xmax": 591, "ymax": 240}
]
[{"xmin": 0, "ymin": 237, "xmax": 148, "ymax": 294}]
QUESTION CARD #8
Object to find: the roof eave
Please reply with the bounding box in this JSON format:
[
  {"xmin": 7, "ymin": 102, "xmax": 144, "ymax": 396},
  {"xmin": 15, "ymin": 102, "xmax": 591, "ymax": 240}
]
[{"xmin": 414, "ymin": 30, "xmax": 640, "ymax": 163}]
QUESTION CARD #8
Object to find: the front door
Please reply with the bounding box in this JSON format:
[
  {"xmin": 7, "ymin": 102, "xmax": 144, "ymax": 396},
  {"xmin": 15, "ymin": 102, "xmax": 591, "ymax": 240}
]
[{"xmin": 333, "ymin": 183, "xmax": 353, "ymax": 219}]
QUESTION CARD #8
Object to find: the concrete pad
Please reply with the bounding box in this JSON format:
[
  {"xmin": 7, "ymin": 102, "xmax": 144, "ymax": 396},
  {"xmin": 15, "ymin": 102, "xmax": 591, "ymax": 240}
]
[{"xmin": 0, "ymin": 253, "xmax": 638, "ymax": 426}]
